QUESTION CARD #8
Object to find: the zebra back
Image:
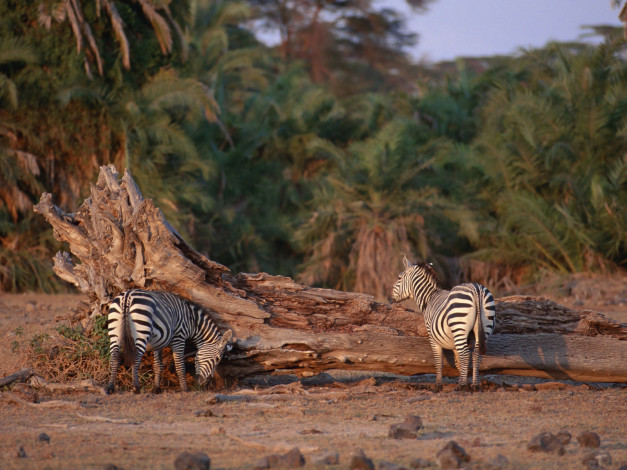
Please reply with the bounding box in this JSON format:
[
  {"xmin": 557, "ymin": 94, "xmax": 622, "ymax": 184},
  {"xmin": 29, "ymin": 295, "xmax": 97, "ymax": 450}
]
[{"xmin": 107, "ymin": 289, "xmax": 232, "ymax": 390}]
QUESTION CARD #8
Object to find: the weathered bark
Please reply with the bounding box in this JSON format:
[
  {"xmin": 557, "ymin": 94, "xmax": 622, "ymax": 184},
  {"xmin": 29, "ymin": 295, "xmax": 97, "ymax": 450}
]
[{"xmin": 34, "ymin": 165, "xmax": 627, "ymax": 383}]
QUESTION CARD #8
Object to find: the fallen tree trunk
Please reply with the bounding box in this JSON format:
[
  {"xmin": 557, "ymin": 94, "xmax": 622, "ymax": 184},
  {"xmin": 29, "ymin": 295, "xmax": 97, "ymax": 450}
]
[{"xmin": 34, "ymin": 165, "xmax": 627, "ymax": 383}]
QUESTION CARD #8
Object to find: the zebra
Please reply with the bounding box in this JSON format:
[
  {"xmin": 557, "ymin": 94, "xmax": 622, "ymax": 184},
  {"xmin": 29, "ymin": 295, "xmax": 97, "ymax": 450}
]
[
  {"xmin": 105, "ymin": 289, "xmax": 232, "ymax": 394},
  {"xmin": 389, "ymin": 255, "xmax": 496, "ymax": 391}
]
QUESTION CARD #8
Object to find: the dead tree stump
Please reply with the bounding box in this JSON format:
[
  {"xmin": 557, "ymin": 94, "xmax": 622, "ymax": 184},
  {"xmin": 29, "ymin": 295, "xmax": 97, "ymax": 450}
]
[{"xmin": 34, "ymin": 165, "xmax": 627, "ymax": 383}]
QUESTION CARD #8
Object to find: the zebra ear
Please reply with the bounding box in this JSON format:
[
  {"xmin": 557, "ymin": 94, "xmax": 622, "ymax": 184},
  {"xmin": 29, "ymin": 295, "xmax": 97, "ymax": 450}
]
[
  {"xmin": 222, "ymin": 329, "xmax": 233, "ymax": 343},
  {"xmin": 402, "ymin": 253, "xmax": 411, "ymax": 269}
]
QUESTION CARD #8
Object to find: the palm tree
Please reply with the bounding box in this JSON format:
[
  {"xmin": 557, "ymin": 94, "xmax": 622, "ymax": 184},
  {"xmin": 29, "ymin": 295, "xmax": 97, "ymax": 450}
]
[
  {"xmin": 296, "ymin": 117, "xmax": 440, "ymax": 299},
  {"xmin": 471, "ymin": 40, "xmax": 627, "ymax": 272},
  {"xmin": 36, "ymin": 0, "xmax": 188, "ymax": 77},
  {"xmin": 0, "ymin": 38, "xmax": 40, "ymax": 221}
]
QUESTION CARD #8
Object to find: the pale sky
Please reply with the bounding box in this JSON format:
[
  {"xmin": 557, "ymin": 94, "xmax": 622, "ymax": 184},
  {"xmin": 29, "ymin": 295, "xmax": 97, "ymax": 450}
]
[{"xmin": 398, "ymin": 0, "xmax": 623, "ymax": 62}]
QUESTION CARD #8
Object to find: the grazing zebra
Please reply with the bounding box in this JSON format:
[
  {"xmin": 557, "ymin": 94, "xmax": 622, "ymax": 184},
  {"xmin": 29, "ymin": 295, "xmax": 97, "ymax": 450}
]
[
  {"xmin": 389, "ymin": 255, "xmax": 496, "ymax": 391},
  {"xmin": 105, "ymin": 289, "xmax": 232, "ymax": 394}
]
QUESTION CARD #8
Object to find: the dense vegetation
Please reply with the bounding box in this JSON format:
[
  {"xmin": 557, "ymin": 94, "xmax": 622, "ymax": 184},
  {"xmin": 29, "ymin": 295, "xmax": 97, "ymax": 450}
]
[{"xmin": 1, "ymin": 0, "xmax": 625, "ymax": 297}]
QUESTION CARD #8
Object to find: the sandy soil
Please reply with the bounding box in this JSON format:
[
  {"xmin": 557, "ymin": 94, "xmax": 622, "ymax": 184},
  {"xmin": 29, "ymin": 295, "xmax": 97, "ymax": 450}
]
[{"xmin": 0, "ymin": 281, "xmax": 626, "ymax": 470}]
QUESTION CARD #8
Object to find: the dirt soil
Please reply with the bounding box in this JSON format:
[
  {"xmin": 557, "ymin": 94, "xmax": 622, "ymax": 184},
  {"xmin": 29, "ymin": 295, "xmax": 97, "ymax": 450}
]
[{"xmin": 1, "ymin": 276, "xmax": 626, "ymax": 470}]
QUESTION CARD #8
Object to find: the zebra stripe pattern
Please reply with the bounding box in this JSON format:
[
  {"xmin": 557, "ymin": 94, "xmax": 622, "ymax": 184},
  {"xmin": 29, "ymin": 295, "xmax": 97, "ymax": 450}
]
[
  {"xmin": 389, "ymin": 255, "xmax": 496, "ymax": 390},
  {"xmin": 106, "ymin": 289, "xmax": 232, "ymax": 394}
]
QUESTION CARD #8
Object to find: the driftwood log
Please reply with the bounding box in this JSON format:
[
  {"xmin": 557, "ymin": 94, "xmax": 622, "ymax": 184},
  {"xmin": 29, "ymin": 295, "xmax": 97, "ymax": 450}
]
[{"xmin": 34, "ymin": 165, "xmax": 627, "ymax": 383}]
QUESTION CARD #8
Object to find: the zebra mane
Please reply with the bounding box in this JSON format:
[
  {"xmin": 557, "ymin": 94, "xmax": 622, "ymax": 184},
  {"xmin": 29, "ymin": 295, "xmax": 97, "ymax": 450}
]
[{"xmin": 415, "ymin": 261, "xmax": 438, "ymax": 285}]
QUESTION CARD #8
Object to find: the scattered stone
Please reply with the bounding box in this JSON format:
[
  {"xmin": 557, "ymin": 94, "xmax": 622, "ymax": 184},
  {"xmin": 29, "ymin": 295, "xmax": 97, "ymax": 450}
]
[
  {"xmin": 254, "ymin": 448, "xmax": 305, "ymax": 469},
  {"xmin": 350, "ymin": 449, "xmax": 375, "ymax": 470},
  {"xmin": 17, "ymin": 446, "xmax": 26, "ymax": 458},
  {"xmin": 388, "ymin": 415, "xmax": 422, "ymax": 439},
  {"xmin": 527, "ymin": 432, "xmax": 565, "ymax": 455},
  {"xmin": 436, "ymin": 441, "xmax": 470, "ymax": 469},
  {"xmin": 104, "ymin": 465, "xmax": 124, "ymax": 470},
  {"xmin": 408, "ymin": 458, "xmax": 431, "ymax": 468},
  {"xmin": 253, "ymin": 455, "xmax": 277, "ymax": 469},
  {"xmin": 194, "ymin": 409, "xmax": 214, "ymax": 417},
  {"xmin": 582, "ymin": 450, "xmax": 612, "ymax": 469},
  {"xmin": 37, "ymin": 432, "xmax": 50, "ymax": 444},
  {"xmin": 312, "ymin": 451, "xmax": 339, "ymax": 466},
  {"xmin": 174, "ymin": 451, "xmax": 211, "ymax": 470},
  {"xmin": 556, "ymin": 430, "xmax": 571, "ymax": 445},
  {"xmin": 577, "ymin": 432, "xmax": 601, "ymax": 448},
  {"xmin": 485, "ymin": 454, "xmax": 509, "ymax": 469},
  {"xmin": 280, "ymin": 448, "xmax": 306, "ymax": 468},
  {"xmin": 520, "ymin": 384, "xmax": 536, "ymax": 392}
]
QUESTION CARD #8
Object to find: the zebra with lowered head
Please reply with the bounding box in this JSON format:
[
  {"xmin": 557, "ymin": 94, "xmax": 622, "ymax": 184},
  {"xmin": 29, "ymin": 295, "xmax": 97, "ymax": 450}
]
[
  {"xmin": 389, "ymin": 255, "xmax": 496, "ymax": 391},
  {"xmin": 106, "ymin": 289, "xmax": 232, "ymax": 394}
]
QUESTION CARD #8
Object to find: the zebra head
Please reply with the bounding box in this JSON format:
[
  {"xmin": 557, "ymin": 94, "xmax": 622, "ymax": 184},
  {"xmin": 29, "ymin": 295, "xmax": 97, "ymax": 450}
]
[
  {"xmin": 389, "ymin": 254, "xmax": 438, "ymax": 305},
  {"xmin": 195, "ymin": 329, "xmax": 233, "ymax": 388}
]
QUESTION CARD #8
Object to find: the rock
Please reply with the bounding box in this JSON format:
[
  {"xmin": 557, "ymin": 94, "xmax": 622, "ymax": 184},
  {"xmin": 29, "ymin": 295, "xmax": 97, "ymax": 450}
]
[
  {"xmin": 174, "ymin": 451, "xmax": 211, "ymax": 470},
  {"xmin": 312, "ymin": 451, "xmax": 339, "ymax": 466},
  {"xmin": 350, "ymin": 449, "xmax": 375, "ymax": 470},
  {"xmin": 104, "ymin": 465, "xmax": 124, "ymax": 470},
  {"xmin": 527, "ymin": 432, "xmax": 565, "ymax": 456},
  {"xmin": 254, "ymin": 448, "xmax": 305, "ymax": 469},
  {"xmin": 37, "ymin": 432, "xmax": 50, "ymax": 444},
  {"xmin": 254, "ymin": 455, "xmax": 277, "ymax": 469},
  {"xmin": 556, "ymin": 430, "xmax": 571, "ymax": 445},
  {"xmin": 582, "ymin": 450, "xmax": 612, "ymax": 469},
  {"xmin": 436, "ymin": 441, "xmax": 470, "ymax": 469},
  {"xmin": 577, "ymin": 431, "xmax": 601, "ymax": 448},
  {"xmin": 280, "ymin": 448, "xmax": 305, "ymax": 468},
  {"xmin": 389, "ymin": 415, "xmax": 422, "ymax": 439},
  {"xmin": 486, "ymin": 454, "xmax": 509, "ymax": 469},
  {"xmin": 408, "ymin": 458, "xmax": 431, "ymax": 468},
  {"xmin": 17, "ymin": 446, "xmax": 26, "ymax": 458},
  {"xmin": 194, "ymin": 409, "xmax": 214, "ymax": 417}
]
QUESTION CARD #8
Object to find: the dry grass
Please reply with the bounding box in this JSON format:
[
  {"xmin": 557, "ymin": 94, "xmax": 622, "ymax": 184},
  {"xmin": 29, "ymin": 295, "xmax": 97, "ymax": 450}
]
[{"xmin": 23, "ymin": 321, "xmax": 224, "ymax": 393}]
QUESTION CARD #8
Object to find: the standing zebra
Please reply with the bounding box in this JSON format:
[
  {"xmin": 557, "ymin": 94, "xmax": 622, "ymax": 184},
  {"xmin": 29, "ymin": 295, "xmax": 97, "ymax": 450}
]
[
  {"xmin": 389, "ymin": 255, "xmax": 496, "ymax": 391},
  {"xmin": 106, "ymin": 289, "xmax": 232, "ymax": 394}
]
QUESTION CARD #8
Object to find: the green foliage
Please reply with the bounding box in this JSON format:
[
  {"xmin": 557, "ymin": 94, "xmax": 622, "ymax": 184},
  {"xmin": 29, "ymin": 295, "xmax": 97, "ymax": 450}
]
[
  {"xmin": 469, "ymin": 40, "xmax": 627, "ymax": 273},
  {"xmin": 27, "ymin": 319, "xmax": 110, "ymax": 383},
  {"xmin": 56, "ymin": 315, "xmax": 110, "ymax": 360},
  {"xmin": 0, "ymin": 0, "xmax": 625, "ymax": 295}
]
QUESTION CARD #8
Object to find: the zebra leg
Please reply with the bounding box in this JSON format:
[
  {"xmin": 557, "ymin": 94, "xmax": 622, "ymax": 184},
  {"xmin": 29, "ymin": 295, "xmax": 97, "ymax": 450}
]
[
  {"xmin": 132, "ymin": 349, "xmax": 144, "ymax": 394},
  {"xmin": 152, "ymin": 349, "xmax": 163, "ymax": 394},
  {"xmin": 430, "ymin": 342, "xmax": 444, "ymax": 392},
  {"xmin": 454, "ymin": 344, "xmax": 471, "ymax": 391},
  {"xmin": 105, "ymin": 345, "xmax": 120, "ymax": 394},
  {"xmin": 171, "ymin": 339, "xmax": 189, "ymax": 392},
  {"xmin": 472, "ymin": 347, "xmax": 482, "ymax": 391}
]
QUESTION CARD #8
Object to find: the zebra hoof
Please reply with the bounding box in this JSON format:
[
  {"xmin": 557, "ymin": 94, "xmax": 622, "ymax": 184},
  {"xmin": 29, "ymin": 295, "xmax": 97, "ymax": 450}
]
[
  {"xmin": 152, "ymin": 386, "xmax": 162, "ymax": 394},
  {"xmin": 104, "ymin": 384, "xmax": 115, "ymax": 395},
  {"xmin": 453, "ymin": 384, "xmax": 471, "ymax": 392},
  {"xmin": 133, "ymin": 386, "xmax": 141, "ymax": 394},
  {"xmin": 431, "ymin": 383, "xmax": 443, "ymax": 393},
  {"xmin": 471, "ymin": 383, "xmax": 482, "ymax": 392}
]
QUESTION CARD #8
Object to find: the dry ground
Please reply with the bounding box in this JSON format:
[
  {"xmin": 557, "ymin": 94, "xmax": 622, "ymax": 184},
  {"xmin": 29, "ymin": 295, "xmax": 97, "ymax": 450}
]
[{"xmin": 0, "ymin": 274, "xmax": 626, "ymax": 470}]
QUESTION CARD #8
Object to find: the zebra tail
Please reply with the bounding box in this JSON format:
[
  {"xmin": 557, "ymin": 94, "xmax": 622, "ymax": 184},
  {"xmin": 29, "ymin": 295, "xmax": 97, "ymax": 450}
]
[
  {"xmin": 121, "ymin": 300, "xmax": 136, "ymax": 368},
  {"xmin": 475, "ymin": 286, "xmax": 487, "ymax": 356}
]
